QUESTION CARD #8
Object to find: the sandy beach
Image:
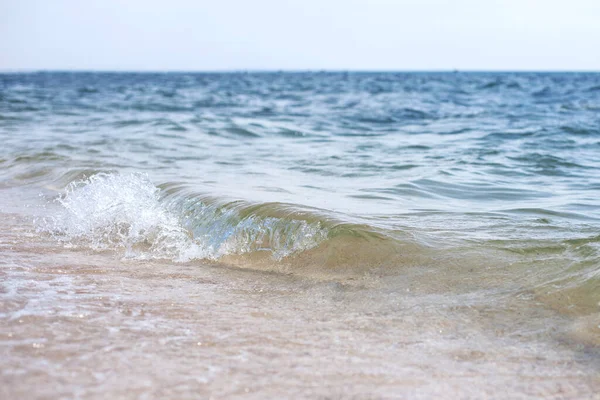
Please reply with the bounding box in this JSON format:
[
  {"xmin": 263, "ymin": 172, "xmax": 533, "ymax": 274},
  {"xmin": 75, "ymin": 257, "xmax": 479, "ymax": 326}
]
[{"xmin": 2, "ymin": 213, "xmax": 600, "ymax": 399}]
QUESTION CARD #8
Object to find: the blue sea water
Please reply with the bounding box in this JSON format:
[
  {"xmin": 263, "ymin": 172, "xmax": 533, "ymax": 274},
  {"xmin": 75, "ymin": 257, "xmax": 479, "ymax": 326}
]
[{"xmin": 1, "ymin": 71, "xmax": 599, "ymax": 309}]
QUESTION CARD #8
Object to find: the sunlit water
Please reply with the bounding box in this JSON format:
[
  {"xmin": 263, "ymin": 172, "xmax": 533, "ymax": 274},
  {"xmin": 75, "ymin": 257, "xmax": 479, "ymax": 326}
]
[{"xmin": 1, "ymin": 72, "xmax": 600, "ymax": 398}]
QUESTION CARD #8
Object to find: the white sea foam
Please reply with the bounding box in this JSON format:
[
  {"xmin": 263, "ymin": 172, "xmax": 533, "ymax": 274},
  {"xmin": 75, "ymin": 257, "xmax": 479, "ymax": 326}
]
[{"xmin": 39, "ymin": 173, "xmax": 327, "ymax": 261}]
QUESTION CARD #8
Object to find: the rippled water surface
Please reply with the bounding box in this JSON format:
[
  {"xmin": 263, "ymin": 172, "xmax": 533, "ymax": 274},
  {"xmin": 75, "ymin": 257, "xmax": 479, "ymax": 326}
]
[{"xmin": 1, "ymin": 72, "xmax": 600, "ymax": 398}]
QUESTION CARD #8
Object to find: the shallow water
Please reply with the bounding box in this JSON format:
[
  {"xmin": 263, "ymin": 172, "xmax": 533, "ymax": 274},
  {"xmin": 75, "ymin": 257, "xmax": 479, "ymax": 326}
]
[{"xmin": 1, "ymin": 72, "xmax": 600, "ymax": 398}]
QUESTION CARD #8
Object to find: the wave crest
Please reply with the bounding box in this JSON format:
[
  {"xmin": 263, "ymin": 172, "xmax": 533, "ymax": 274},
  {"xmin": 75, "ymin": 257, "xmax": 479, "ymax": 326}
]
[{"xmin": 38, "ymin": 173, "xmax": 328, "ymax": 261}]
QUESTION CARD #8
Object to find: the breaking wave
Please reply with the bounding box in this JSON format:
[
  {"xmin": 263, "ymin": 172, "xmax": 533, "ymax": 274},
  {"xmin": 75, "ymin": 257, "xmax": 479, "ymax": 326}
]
[
  {"xmin": 33, "ymin": 172, "xmax": 600, "ymax": 313},
  {"xmin": 38, "ymin": 173, "xmax": 331, "ymax": 262}
]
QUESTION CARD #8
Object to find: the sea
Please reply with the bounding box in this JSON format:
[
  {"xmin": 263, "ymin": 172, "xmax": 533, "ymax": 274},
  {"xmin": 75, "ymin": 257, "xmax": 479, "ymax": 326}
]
[{"xmin": 1, "ymin": 71, "xmax": 600, "ymax": 398}]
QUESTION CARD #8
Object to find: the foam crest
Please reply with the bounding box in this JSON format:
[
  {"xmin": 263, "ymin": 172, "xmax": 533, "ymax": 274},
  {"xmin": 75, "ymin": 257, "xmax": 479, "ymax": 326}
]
[
  {"xmin": 39, "ymin": 173, "xmax": 328, "ymax": 261},
  {"xmin": 39, "ymin": 173, "xmax": 201, "ymax": 260}
]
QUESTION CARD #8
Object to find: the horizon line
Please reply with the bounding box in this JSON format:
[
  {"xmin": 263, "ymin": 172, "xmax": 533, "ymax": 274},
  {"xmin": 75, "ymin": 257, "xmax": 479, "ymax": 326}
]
[{"xmin": 1, "ymin": 68, "xmax": 600, "ymax": 74}]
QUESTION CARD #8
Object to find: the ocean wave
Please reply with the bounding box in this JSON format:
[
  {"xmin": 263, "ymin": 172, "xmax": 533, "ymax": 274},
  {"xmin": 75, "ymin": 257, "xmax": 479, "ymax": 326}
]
[
  {"xmin": 35, "ymin": 172, "xmax": 423, "ymax": 276},
  {"xmin": 28, "ymin": 171, "xmax": 600, "ymax": 312},
  {"xmin": 37, "ymin": 173, "xmax": 331, "ymax": 262}
]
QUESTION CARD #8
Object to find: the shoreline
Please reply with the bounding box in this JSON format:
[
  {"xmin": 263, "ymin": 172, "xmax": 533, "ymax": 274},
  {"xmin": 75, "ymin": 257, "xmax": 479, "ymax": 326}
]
[{"xmin": 2, "ymin": 215, "xmax": 600, "ymax": 399}]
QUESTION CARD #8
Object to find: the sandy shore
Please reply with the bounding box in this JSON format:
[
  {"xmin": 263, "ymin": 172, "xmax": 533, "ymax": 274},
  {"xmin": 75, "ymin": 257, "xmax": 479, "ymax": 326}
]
[{"xmin": 1, "ymin": 214, "xmax": 600, "ymax": 399}]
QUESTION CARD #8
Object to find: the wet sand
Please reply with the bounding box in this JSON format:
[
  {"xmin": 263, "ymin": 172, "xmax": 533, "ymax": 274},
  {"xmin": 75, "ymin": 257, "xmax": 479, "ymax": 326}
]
[{"xmin": 2, "ymin": 214, "xmax": 600, "ymax": 399}]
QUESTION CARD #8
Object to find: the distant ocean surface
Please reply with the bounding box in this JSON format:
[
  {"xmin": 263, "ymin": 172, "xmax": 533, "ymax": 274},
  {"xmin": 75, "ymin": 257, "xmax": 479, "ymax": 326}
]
[{"xmin": 2, "ymin": 72, "xmax": 600, "ymax": 397}]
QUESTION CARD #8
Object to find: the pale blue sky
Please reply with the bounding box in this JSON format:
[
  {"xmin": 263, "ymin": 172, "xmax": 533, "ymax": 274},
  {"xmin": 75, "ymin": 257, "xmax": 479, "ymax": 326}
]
[{"xmin": 1, "ymin": 0, "xmax": 599, "ymax": 71}]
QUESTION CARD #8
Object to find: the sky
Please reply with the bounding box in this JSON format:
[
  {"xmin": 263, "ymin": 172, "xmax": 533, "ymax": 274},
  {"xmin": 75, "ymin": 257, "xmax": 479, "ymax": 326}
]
[{"xmin": 1, "ymin": 0, "xmax": 599, "ymax": 71}]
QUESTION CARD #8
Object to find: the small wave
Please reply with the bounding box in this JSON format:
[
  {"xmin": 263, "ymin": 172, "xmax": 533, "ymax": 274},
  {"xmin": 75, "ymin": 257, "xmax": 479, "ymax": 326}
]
[
  {"xmin": 352, "ymin": 108, "xmax": 432, "ymax": 124},
  {"xmin": 224, "ymin": 126, "xmax": 261, "ymax": 138},
  {"xmin": 152, "ymin": 118, "xmax": 188, "ymax": 132},
  {"xmin": 561, "ymin": 125, "xmax": 598, "ymax": 136},
  {"xmin": 109, "ymin": 119, "xmax": 147, "ymax": 128},
  {"xmin": 478, "ymin": 79, "xmax": 503, "ymax": 89},
  {"xmin": 408, "ymin": 179, "xmax": 551, "ymax": 201},
  {"xmin": 35, "ymin": 173, "xmax": 423, "ymax": 276},
  {"xmin": 28, "ymin": 172, "xmax": 600, "ymax": 311},
  {"xmin": 480, "ymin": 130, "xmax": 537, "ymax": 141},
  {"xmin": 532, "ymin": 87, "xmax": 552, "ymax": 97},
  {"xmin": 508, "ymin": 153, "xmax": 589, "ymax": 176},
  {"xmin": 38, "ymin": 173, "xmax": 329, "ymax": 262},
  {"xmin": 394, "ymin": 107, "xmax": 432, "ymax": 120},
  {"xmin": 129, "ymin": 103, "xmax": 192, "ymax": 113},
  {"xmin": 77, "ymin": 86, "xmax": 99, "ymax": 95},
  {"xmin": 11, "ymin": 151, "xmax": 68, "ymax": 163}
]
